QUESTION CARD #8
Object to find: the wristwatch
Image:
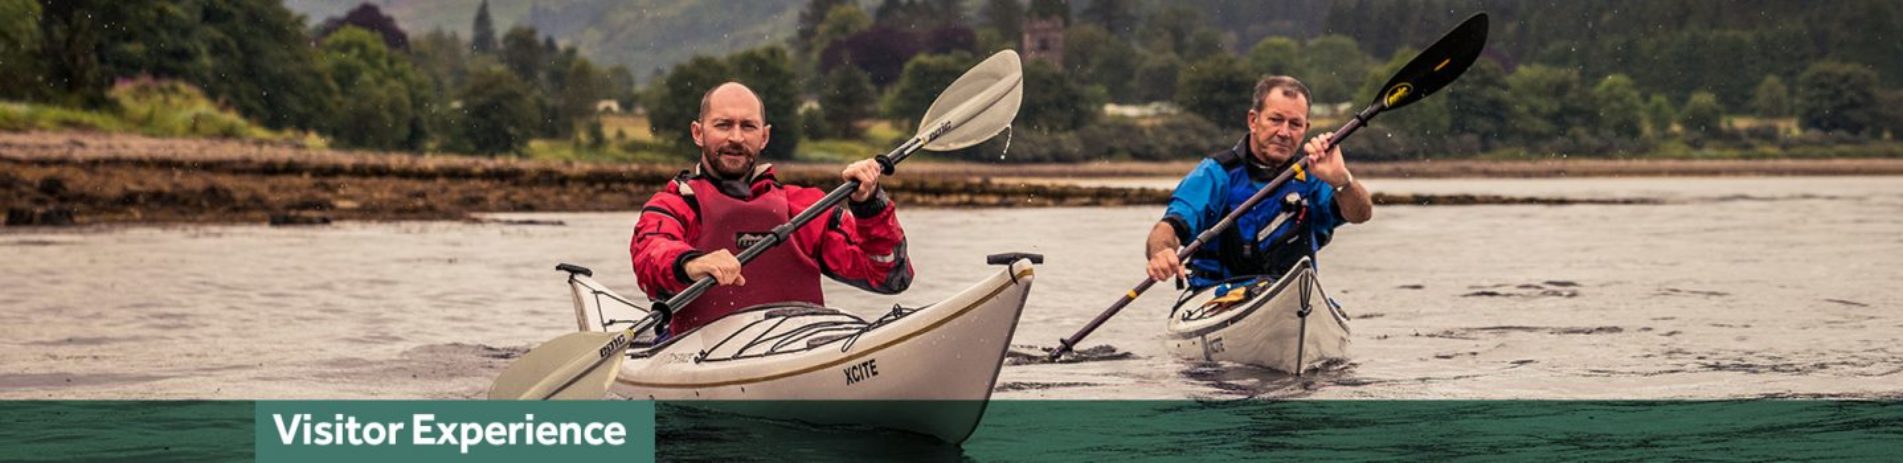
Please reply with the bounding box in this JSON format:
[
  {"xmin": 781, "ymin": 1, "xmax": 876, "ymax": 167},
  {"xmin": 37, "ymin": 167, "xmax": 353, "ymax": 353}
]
[{"xmin": 1335, "ymin": 172, "xmax": 1356, "ymax": 191}]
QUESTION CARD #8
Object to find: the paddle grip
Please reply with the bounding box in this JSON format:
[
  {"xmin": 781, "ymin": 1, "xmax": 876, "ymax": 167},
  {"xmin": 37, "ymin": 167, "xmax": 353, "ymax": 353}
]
[{"xmin": 875, "ymin": 154, "xmax": 897, "ymax": 175}]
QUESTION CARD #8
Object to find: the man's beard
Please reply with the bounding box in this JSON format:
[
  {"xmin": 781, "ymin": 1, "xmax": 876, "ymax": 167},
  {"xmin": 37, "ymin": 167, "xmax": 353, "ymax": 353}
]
[{"xmin": 704, "ymin": 142, "xmax": 756, "ymax": 179}]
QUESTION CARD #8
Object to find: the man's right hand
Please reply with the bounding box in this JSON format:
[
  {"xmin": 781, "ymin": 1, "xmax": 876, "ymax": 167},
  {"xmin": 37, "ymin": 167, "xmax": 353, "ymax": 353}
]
[
  {"xmin": 1146, "ymin": 248, "xmax": 1185, "ymax": 282},
  {"xmin": 1145, "ymin": 221, "xmax": 1186, "ymax": 282},
  {"xmin": 684, "ymin": 250, "xmax": 746, "ymax": 286}
]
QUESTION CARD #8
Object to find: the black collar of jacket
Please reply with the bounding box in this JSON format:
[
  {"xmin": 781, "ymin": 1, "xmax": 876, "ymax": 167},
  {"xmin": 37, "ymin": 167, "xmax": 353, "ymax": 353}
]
[{"xmin": 685, "ymin": 161, "xmax": 777, "ymax": 199}]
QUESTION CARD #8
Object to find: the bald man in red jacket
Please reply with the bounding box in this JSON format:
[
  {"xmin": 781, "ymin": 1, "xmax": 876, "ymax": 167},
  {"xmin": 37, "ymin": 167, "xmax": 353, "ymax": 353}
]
[{"xmin": 630, "ymin": 82, "xmax": 912, "ymax": 336}]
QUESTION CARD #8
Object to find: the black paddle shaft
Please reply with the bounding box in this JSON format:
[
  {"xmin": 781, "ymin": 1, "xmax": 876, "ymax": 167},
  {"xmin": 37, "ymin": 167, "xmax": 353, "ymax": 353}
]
[
  {"xmin": 1047, "ymin": 105, "xmax": 1379, "ymax": 360},
  {"xmin": 646, "ymin": 138, "xmax": 925, "ymax": 334}
]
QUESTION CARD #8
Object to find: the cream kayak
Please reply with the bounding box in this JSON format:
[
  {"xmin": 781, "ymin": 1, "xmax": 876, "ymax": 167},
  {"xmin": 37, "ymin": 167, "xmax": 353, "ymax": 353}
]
[
  {"xmin": 557, "ymin": 254, "xmax": 1037, "ymax": 443},
  {"xmin": 1164, "ymin": 257, "xmax": 1350, "ymax": 374}
]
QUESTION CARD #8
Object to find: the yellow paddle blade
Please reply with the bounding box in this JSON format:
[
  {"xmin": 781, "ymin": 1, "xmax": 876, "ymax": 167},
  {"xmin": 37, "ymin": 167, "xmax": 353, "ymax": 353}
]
[{"xmin": 488, "ymin": 331, "xmax": 627, "ymax": 400}]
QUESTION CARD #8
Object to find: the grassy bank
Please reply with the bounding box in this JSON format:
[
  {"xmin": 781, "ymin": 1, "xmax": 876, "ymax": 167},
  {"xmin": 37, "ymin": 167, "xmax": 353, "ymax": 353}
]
[{"xmin": 0, "ymin": 79, "xmax": 315, "ymax": 147}]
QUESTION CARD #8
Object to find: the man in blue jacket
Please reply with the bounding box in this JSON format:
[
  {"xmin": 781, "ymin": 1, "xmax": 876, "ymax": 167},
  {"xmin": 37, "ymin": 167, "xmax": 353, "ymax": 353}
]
[{"xmin": 1145, "ymin": 76, "xmax": 1374, "ymax": 289}]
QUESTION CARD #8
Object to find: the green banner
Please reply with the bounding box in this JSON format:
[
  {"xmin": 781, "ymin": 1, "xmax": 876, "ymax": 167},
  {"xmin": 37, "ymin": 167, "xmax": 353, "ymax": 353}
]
[
  {"xmin": 2, "ymin": 400, "xmax": 1898, "ymax": 461},
  {"xmin": 0, "ymin": 401, "xmax": 251, "ymax": 462},
  {"xmin": 651, "ymin": 400, "xmax": 1903, "ymax": 460},
  {"xmin": 254, "ymin": 401, "xmax": 653, "ymax": 462}
]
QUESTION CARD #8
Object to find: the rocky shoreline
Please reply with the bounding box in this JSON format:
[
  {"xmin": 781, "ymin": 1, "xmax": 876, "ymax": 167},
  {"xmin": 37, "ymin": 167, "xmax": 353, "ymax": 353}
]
[
  {"xmin": 0, "ymin": 132, "xmax": 1170, "ymax": 226},
  {"xmin": 4, "ymin": 131, "xmax": 1891, "ymax": 226}
]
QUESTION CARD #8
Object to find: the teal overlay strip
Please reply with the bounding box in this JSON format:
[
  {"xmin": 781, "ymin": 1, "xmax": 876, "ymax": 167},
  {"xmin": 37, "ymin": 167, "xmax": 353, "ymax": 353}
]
[
  {"xmin": 254, "ymin": 401, "xmax": 653, "ymax": 462},
  {"xmin": 0, "ymin": 401, "xmax": 252, "ymax": 462},
  {"xmin": 2, "ymin": 400, "xmax": 1897, "ymax": 461},
  {"xmin": 655, "ymin": 400, "xmax": 1903, "ymax": 460}
]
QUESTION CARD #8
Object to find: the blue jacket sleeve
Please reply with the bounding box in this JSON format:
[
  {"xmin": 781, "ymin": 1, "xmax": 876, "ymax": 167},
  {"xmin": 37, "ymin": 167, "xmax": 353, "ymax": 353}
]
[{"xmin": 1163, "ymin": 159, "xmax": 1228, "ymax": 241}]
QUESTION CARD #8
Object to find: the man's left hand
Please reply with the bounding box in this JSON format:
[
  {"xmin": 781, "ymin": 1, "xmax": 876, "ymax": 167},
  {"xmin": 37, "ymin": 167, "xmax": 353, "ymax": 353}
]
[
  {"xmin": 842, "ymin": 159, "xmax": 883, "ymax": 202},
  {"xmin": 1304, "ymin": 131, "xmax": 1353, "ymax": 188}
]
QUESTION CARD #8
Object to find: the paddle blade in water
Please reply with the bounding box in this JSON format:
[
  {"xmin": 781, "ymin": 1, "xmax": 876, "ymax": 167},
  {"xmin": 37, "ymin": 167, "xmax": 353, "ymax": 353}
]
[
  {"xmin": 1371, "ymin": 13, "xmax": 1489, "ymax": 111},
  {"xmin": 917, "ymin": 50, "xmax": 1025, "ymax": 151},
  {"xmin": 489, "ymin": 331, "xmax": 625, "ymax": 400}
]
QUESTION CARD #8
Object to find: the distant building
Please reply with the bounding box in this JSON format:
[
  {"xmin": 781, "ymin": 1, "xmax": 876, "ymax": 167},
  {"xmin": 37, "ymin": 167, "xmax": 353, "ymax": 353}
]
[
  {"xmin": 1022, "ymin": 16, "xmax": 1065, "ymax": 67},
  {"xmin": 1103, "ymin": 102, "xmax": 1180, "ymax": 118},
  {"xmin": 594, "ymin": 100, "xmax": 622, "ymax": 114}
]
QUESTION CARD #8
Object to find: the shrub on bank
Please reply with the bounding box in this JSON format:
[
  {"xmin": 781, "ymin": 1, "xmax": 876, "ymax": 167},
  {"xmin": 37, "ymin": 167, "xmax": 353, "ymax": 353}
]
[
  {"xmin": 111, "ymin": 77, "xmax": 261, "ymax": 139},
  {"xmin": 1, "ymin": 77, "xmax": 298, "ymax": 142}
]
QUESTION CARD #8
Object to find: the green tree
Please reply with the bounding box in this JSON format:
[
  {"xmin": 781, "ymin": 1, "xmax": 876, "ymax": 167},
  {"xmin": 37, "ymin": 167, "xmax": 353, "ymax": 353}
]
[
  {"xmin": 501, "ymin": 27, "xmax": 547, "ymax": 84},
  {"xmin": 1246, "ymin": 36, "xmax": 1300, "ymax": 78},
  {"xmin": 0, "ymin": 0, "xmax": 39, "ymax": 100},
  {"xmin": 1679, "ymin": 91, "xmax": 1724, "ymax": 138},
  {"xmin": 647, "ymin": 56, "xmax": 732, "ymax": 149},
  {"xmin": 552, "ymin": 56, "xmax": 607, "ymax": 140},
  {"xmin": 1020, "ymin": 59, "xmax": 1103, "ymax": 131},
  {"xmin": 471, "ymin": 0, "xmax": 497, "ymax": 54},
  {"xmin": 1752, "ymin": 75, "xmax": 1790, "ymax": 118},
  {"xmin": 1505, "ymin": 64, "xmax": 1592, "ymax": 142},
  {"xmin": 1028, "ymin": 0, "xmax": 1070, "ymax": 24},
  {"xmin": 1796, "ymin": 61, "xmax": 1880, "ymax": 134},
  {"xmin": 883, "ymin": 53, "xmax": 976, "ymax": 130},
  {"xmin": 456, "ymin": 67, "xmax": 540, "ymax": 155},
  {"xmin": 1878, "ymin": 89, "xmax": 1903, "ymax": 138},
  {"xmin": 1064, "ymin": 24, "xmax": 1138, "ymax": 103},
  {"xmin": 1133, "ymin": 52, "xmax": 1182, "ymax": 103},
  {"xmin": 1445, "ymin": 59, "xmax": 1511, "ymax": 146},
  {"xmin": 39, "ymin": 0, "xmax": 335, "ymax": 128},
  {"xmin": 606, "ymin": 65, "xmax": 638, "ymax": 110},
  {"xmin": 1593, "ymin": 74, "xmax": 1646, "ymax": 139},
  {"xmin": 796, "ymin": 0, "xmax": 851, "ymax": 54},
  {"xmin": 1143, "ymin": 5, "xmax": 1218, "ymax": 60},
  {"xmin": 320, "ymin": 27, "xmax": 432, "ymax": 150},
  {"xmin": 920, "ymin": 0, "xmax": 966, "ymax": 28},
  {"xmin": 798, "ymin": 106, "xmax": 831, "ymax": 142},
  {"xmin": 1175, "ymin": 54, "xmax": 1255, "ymax": 127},
  {"xmin": 1645, "ymin": 94, "xmax": 1676, "ymax": 135},
  {"xmin": 1079, "ymin": 0, "xmax": 1140, "ymax": 38},
  {"xmin": 819, "ymin": 65, "xmax": 875, "ymax": 138},
  {"xmin": 813, "ymin": 4, "xmax": 873, "ymax": 56},
  {"xmin": 1302, "ymin": 35, "xmax": 1369, "ymax": 104},
  {"xmin": 980, "ymin": 0, "xmax": 1025, "ymax": 47},
  {"xmin": 727, "ymin": 46, "xmax": 802, "ymax": 160},
  {"xmin": 412, "ymin": 29, "xmax": 469, "ymax": 96},
  {"xmin": 35, "ymin": 0, "xmax": 129, "ymax": 107},
  {"xmin": 207, "ymin": 0, "xmax": 340, "ymax": 131}
]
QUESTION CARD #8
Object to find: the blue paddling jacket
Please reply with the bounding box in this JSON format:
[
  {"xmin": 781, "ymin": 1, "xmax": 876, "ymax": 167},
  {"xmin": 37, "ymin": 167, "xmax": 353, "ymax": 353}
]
[{"xmin": 1162, "ymin": 139, "xmax": 1347, "ymax": 289}]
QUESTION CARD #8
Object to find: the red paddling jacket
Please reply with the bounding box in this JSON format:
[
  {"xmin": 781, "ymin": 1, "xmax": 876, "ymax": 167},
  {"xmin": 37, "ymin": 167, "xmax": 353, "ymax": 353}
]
[{"xmin": 630, "ymin": 163, "xmax": 913, "ymax": 334}]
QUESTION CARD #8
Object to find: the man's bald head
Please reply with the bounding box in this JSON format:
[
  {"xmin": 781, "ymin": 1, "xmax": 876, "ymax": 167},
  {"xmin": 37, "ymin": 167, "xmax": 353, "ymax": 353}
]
[{"xmin": 698, "ymin": 82, "xmax": 766, "ymax": 122}]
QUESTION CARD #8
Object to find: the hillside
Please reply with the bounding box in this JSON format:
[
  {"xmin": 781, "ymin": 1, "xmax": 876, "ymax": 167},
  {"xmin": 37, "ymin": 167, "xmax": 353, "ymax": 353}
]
[{"xmin": 283, "ymin": 0, "xmax": 804, "ymax": 78}]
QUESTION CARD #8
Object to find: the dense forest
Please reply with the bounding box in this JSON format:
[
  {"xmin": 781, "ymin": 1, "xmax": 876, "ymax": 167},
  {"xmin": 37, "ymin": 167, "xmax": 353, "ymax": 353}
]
[{"xmin": 3, "ymin": 0, "xmax": 1900, "ymax": 162}]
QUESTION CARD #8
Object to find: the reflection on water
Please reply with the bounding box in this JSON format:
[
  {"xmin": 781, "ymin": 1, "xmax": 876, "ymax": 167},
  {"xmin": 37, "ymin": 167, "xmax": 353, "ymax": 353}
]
[{"xmin": 1, "ymin": 176, "xmax": 1900, "ymax": 401}]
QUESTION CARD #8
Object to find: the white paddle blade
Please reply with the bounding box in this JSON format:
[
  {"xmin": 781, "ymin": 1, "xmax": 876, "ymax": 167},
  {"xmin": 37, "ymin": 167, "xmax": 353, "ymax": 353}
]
[
  {"xmin": 488, "ymin": 331, "xmax": 625, "ymax": 400},
  {"xmin": 917, "ymin": 50, "xmax": 1025, "ymax": 151}
]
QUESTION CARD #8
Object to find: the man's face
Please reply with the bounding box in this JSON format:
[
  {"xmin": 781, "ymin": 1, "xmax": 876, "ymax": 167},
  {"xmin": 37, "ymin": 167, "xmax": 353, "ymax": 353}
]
[
  {"xmin": 1246, "ymin": 90, "xmax": 1310, "ymax": 164},
  {"xmin": 691, "ymin": 85, "xmax": 771, "ymax": 178}
]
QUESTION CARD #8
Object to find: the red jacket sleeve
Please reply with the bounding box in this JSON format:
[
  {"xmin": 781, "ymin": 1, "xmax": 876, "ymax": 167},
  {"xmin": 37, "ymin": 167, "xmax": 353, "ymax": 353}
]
[
  {"xmin": 790, "ymin": 186, "xmax": 914, "ymax": 294},
  {"xmin": 630, "ymin": 182, "xmax": 699, "ymax": 299}
]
